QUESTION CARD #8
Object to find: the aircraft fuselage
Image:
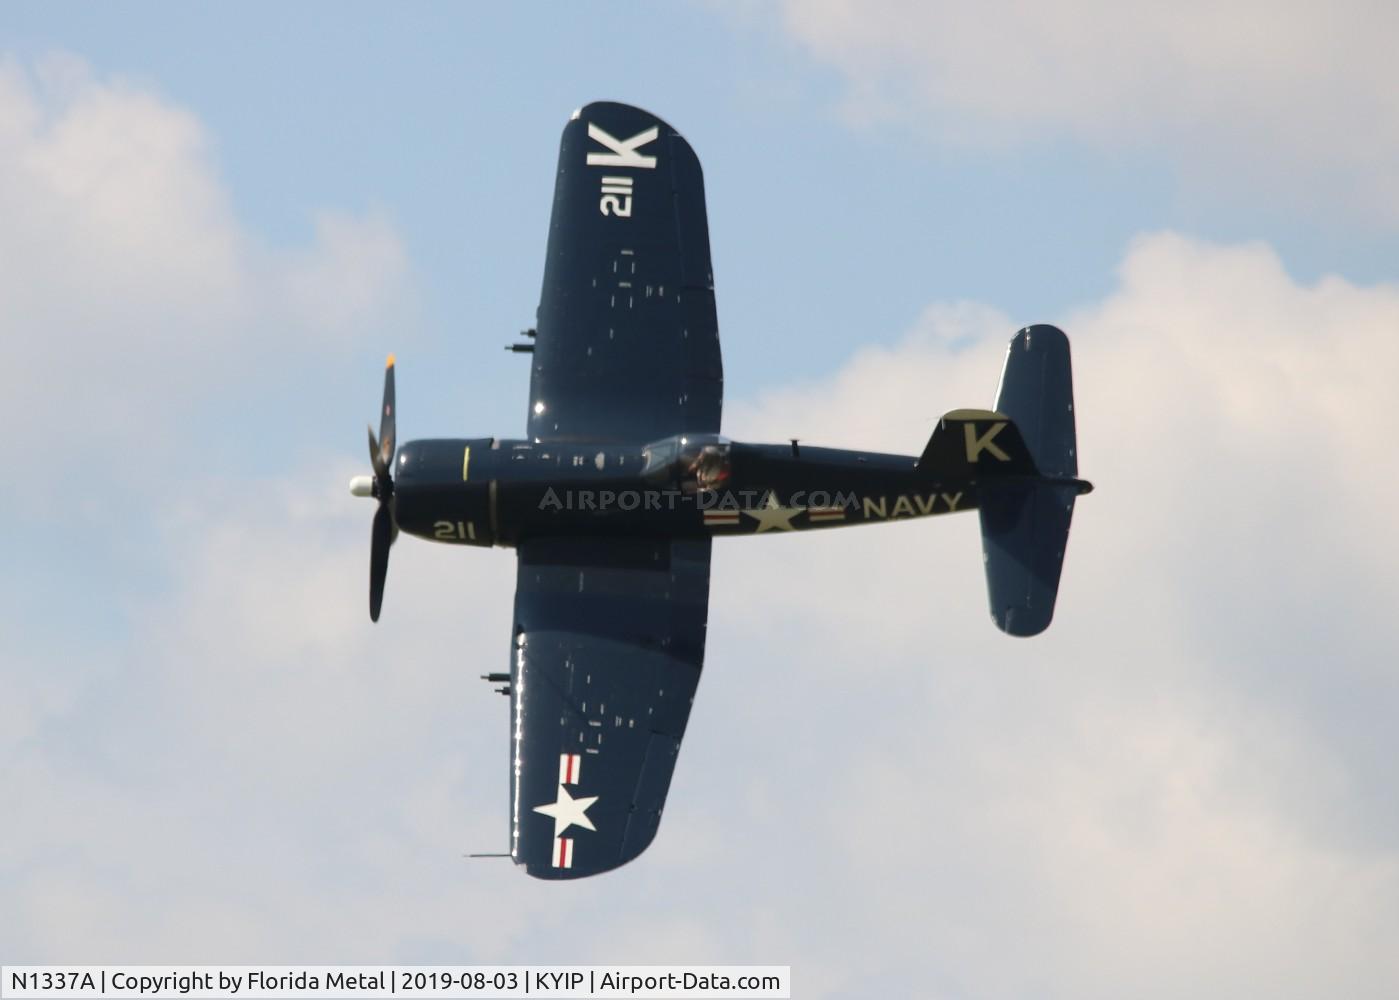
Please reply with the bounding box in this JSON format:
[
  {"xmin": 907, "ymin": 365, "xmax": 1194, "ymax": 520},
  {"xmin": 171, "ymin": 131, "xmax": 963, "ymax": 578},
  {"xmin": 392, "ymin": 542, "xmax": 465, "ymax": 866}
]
[{"xmin": 390, "ymin": 436, "xmax": 1041, "ymax": 547}]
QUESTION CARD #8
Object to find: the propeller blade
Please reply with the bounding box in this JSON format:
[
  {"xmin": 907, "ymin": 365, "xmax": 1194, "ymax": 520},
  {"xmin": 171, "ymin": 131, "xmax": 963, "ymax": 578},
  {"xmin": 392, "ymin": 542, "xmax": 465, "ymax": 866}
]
[
  {"xmin": 368, "ymin": 425, "xmax": 387, "ymax": 480},
  {"xmin": 378, "ymin": 354, "xmax": 396, "ymax": 472},
  {"xmin": 370, "ymin": 503, "xmax": 393, "ymax": 622},
  {"xmin": 365, "ymin": 354, "xmax": 397, "ymax": 622}
]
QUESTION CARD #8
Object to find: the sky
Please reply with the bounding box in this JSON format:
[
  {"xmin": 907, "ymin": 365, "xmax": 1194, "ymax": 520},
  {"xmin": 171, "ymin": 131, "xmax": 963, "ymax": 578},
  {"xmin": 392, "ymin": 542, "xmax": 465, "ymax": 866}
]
[{"xmin": 2, "ymin": 2, "xmax": 1398, "ymax": 996}]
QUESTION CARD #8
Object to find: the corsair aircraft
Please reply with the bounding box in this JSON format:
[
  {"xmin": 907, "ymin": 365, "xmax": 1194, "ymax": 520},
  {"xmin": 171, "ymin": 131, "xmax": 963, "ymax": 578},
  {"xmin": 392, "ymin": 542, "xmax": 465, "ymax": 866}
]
[{"xmin": 351, "ymin": 102, "xmax": 1093, "ymax": 879}]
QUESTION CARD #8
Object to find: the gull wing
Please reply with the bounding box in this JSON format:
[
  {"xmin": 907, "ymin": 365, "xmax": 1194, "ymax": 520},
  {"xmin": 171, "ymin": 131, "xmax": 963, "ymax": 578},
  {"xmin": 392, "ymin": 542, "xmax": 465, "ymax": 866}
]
[
  {"xmin": 508, "ymin": 536, "xmax": 711, "ymax": 878},
  {"xmin": 528, "ymin": 101, "xmax": 722, "ymax": 442}
]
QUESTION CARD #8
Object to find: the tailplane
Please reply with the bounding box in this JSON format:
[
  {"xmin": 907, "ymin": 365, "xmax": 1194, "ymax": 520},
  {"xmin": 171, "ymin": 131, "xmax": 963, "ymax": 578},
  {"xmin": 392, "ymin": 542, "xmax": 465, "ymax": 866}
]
[
  {"xmin": 993, "ymin": 324, "xmax": 1079, "ymax": 479},
  {"xmin": 981, "ymin": 324, "xmax": 1088, "ymax": 636},
  {"xmin": 922, "ymin": 325, "xmax": 1089, "ymax": 636}
]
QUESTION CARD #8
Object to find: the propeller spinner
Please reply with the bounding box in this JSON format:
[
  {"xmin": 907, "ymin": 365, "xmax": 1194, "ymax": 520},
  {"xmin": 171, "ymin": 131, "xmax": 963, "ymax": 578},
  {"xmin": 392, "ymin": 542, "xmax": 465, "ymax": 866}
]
[{"xmin": 351, "ymin": 355, "xmax": 397, "ymax": 621}]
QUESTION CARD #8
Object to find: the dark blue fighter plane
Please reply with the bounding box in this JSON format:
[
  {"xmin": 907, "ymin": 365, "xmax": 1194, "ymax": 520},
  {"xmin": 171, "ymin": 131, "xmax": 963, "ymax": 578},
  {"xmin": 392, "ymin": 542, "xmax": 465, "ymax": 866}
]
[{"xmin": 350, "ymin": 102, "xmax": 1093, "ymax": 879}]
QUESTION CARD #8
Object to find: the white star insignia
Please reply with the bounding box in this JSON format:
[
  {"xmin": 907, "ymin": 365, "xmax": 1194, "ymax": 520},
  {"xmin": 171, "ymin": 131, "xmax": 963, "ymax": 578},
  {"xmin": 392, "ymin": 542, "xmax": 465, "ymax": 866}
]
[
  {"xmin": 743, "ymin": 492, "xmax": 804, "ymax": 532},
  {"xmin": 533, "ymin": 784, "xmax": 599, "ymax": 839}
]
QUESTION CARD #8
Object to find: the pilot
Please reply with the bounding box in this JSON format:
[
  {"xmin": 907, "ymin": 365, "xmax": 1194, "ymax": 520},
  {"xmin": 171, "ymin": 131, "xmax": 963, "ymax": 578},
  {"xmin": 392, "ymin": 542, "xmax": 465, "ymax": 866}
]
[{"xmin": 689, "ymin": 444, "xmax": 730, "ymax": 491}]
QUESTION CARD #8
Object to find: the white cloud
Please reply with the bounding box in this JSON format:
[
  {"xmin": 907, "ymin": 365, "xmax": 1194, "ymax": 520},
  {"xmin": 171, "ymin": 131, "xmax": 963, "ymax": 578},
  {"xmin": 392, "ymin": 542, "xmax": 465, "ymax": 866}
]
[
  {"xmin": 0, "ymin": 53, "xmax": 241, "ymax": 322},
  {"xmin": 6, "ymin": 229, "xmax": 1398, "ymax": 995},
  {"xmin": 0, "ymin": 56, "xmax": 410, "ymax": 485},
  {"xmin": 3, "ymin": 47, "xmax": 1396, "ymax": 994},
  {"xmin": 1, "ymin": 460, "xmax": 540, "ymax": 959},
  {"xmin": 714, "ymin": 230, "xmax": 1399, "ymax": 996},
  {"xmin": 775, "ymin": 0, "xmax": 1399, "ymax": 221}
]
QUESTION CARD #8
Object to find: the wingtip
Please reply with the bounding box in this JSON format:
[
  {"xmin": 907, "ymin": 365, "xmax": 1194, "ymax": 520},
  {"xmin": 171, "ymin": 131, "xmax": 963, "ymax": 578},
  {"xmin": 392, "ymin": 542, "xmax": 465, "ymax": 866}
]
[
  {"xmin": 994, "ymin": 605, "xmax": 1052, "ymax": 638},
  {"xmin": 386, "ymin": 353, "xmax": 396, "ymax": 369}
]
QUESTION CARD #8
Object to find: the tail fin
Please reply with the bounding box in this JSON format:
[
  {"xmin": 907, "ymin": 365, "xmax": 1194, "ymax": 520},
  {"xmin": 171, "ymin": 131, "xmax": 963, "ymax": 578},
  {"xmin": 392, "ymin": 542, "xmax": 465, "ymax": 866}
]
[
  {"xmin": 916, "ymin": 409, "xmax": 1040, "ymax": 478},
  {"xmin": 980, "ymin": 325, "xmax": 1088, "ymax": 636}
]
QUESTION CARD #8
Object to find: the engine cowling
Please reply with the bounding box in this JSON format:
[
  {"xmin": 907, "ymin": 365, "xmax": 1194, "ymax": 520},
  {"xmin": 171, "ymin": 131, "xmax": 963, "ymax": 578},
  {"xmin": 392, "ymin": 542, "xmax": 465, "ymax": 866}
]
[{"xmin": 392, "ymin": 438, "xmax": 497, "ymax": 546}]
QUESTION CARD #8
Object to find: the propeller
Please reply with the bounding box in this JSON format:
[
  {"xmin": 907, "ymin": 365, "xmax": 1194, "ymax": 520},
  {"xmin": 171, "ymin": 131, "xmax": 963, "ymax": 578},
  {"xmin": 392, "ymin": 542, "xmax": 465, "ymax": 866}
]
[{"xmin": 353, "ymin": 355, "xmax": 396, "ymax": 622}]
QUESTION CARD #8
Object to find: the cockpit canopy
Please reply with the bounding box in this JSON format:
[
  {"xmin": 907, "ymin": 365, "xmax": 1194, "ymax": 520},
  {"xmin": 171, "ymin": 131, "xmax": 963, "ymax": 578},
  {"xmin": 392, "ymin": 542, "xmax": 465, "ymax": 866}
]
[{"xmin": 641, "ymin": 434, "xmax": 732, "ymax": 492}]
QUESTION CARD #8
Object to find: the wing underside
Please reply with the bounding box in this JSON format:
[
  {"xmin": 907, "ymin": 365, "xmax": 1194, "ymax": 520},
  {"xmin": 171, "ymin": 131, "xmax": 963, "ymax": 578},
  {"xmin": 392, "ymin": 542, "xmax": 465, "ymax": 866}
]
[
  {"xmin": 528, "ymin": 101, "xmax": 722, "ymax": 442},
  {"xmin": 509, "ymin": 536, "xmax": 711, "ymax": 879}
]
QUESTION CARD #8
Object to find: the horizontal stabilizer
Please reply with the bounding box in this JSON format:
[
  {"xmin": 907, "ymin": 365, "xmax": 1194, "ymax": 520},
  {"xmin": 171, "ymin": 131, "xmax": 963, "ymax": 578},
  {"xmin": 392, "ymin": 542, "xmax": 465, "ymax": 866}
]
[
  {"xmin": 994, "ymin": 324, "xmax": 1077, "ymax": 477},
  {"xmin": 980, "ymin": 325, "xmax": 1086, "ymax": 636},
  {"xmin": 981, "ymin": 484, "xmax": 1079, "ymax": 636}
]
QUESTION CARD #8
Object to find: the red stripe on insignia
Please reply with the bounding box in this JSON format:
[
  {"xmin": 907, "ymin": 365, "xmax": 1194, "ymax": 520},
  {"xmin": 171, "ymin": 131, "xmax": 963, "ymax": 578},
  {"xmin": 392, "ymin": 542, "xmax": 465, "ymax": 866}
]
[{"xmin": 559, "ymin": 753, "xmax": 580, "ymax": 784}]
